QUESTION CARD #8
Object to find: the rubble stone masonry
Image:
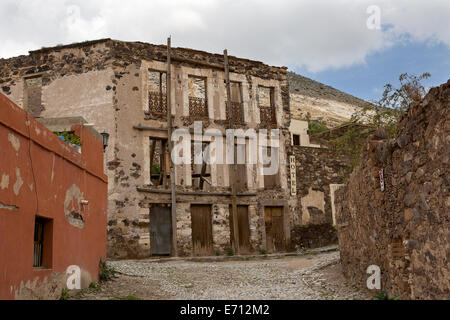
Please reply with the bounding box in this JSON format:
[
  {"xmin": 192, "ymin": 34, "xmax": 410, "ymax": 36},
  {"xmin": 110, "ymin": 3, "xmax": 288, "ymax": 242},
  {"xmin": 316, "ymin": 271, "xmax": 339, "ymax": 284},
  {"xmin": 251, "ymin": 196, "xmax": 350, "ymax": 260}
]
[
  {"xmin": 288, "ymin": 146, "xmax": 350, "ymax": 249},
  {"xmin": 335, "ymin": 80, "xmax": 449, "ymax": 299}
]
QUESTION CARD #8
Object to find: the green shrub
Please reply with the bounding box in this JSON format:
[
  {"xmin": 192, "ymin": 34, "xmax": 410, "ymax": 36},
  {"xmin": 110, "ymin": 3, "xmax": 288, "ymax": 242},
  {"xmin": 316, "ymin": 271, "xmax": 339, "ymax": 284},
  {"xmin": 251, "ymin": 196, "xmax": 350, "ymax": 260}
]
[
  {"xmin": 54, "ymin": 130, "xmax": 82, "ymax": 146},
  {"xmin": 308, "ymin": 119, "xmax": 329, "ymax": 135},
  {"xmin": 60, "ymin": 288, "xmax": 70, "ymax": 300},
  {"xmin": 374, "ymin": 290, "xmax": 399, "ymax": 300},
  {"xmin": 151, "ymin": 163, "xmax": 161, "ymax": 174},
  {"xmin": 225, "ymin": 248, "xmax": 234, "ymax": 256},
  {"xmin": 99, "ymin": 258, "xmax": 116, "ymax": 281}
]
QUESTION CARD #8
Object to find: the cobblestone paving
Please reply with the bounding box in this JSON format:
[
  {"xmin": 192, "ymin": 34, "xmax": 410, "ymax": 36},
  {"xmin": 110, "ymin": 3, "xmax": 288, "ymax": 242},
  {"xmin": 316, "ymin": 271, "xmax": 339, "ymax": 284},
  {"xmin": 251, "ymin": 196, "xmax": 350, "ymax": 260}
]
[{"xmin": 78, "ymin": 251, "xmax": 369, "ymax": 300}]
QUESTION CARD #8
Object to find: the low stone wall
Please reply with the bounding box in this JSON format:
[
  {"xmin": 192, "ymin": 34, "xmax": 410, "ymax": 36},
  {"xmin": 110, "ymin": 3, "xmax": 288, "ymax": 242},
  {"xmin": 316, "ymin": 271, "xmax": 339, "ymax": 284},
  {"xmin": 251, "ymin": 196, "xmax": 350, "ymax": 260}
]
[
  {"xmin": 335, "ymin": 80, "xmax": 450, "ymax": 299},
  {"xmin": 289, "ymin": 224, "xmax": 338, "ymax": 249}
]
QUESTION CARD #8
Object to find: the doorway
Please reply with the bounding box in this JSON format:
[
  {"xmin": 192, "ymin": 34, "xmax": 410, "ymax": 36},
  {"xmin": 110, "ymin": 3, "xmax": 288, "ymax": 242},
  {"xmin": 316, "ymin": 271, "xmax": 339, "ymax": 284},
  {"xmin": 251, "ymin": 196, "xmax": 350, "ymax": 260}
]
[
  {"xmin": 149, "ymin": 204, "xmax": 172, "ymax": 255},
  {"xmin": 229, "ymin": 205, "xmax": 251, "ymax": 254},
  {"xmin": 191, "ymin": 204, "xmax": 214, "ymax": 256},
  {"xmin": 264, "ymin": 206, "xmax": 285, "ymax": 253}
]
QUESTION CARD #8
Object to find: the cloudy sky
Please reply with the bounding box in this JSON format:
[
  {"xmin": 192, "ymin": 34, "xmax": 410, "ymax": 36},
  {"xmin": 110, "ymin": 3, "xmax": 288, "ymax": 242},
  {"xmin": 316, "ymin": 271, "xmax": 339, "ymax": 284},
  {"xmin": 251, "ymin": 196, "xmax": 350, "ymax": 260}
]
[{"xmin": 1, "ymin": 0, "xmax": 449, "ymax": 101}]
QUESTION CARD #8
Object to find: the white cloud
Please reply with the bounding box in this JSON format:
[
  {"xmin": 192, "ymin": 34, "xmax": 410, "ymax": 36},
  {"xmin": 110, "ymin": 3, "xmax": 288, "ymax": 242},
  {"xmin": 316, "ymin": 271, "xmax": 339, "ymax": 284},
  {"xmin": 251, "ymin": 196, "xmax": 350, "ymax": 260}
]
[{"xmin": 0, "ymin": 0, "xmax": 448, "ymax": 72}]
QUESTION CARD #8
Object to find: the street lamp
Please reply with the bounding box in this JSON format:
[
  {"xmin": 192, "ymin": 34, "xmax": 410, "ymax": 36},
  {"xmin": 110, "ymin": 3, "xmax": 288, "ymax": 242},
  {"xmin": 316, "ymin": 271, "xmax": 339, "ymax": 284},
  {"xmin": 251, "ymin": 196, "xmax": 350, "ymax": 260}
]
[{"xmin": 100, "ymin": 131, "xmax": 109, "ymax": 152}]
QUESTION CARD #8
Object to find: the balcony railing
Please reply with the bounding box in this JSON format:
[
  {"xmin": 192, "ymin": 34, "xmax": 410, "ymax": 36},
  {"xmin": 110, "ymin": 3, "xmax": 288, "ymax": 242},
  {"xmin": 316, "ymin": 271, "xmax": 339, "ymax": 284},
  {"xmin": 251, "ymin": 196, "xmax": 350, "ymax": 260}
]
[
  {"xmin": 189, "ymin": 96, "xmax": 208, "ymax": 118},
  {"xmin": 259, "ymin": 105, "xmax": 277, "ymax": 125},
  {"xmin": 225, "ymin": 101, "xmax": 244, "ymax": 124},
  {"xmin": 148, "ymin": 91, "xmax": 167, "ymax": 115}
]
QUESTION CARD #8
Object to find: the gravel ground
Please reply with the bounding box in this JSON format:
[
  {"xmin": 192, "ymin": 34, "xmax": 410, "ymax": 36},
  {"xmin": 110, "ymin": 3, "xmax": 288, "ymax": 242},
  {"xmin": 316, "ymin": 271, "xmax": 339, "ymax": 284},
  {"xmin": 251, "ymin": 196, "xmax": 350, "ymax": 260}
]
[{"xmin": 77, "ymin": 251, "xmax": 370, "ymax": 300}]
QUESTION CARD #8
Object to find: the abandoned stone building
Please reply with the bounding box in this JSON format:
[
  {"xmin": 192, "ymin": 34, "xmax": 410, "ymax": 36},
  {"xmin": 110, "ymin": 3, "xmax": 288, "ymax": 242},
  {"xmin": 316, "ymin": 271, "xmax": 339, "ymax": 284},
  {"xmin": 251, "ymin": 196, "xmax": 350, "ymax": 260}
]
[
  {"xmin": 0, "ymin": 39, "xmax": 296, "ymax": 258},
  {"xmin": 0, "ymin": 38, "xmax": 354, "ymax": 258}
]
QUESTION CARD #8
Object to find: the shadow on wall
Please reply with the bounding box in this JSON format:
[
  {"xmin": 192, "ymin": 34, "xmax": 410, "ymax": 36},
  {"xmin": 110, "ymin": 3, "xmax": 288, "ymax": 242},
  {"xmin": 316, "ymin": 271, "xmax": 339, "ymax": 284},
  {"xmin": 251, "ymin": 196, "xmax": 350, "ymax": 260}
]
[{"xmin": 289, "ymin": 224, "xmax": 338, "ymax": 250}]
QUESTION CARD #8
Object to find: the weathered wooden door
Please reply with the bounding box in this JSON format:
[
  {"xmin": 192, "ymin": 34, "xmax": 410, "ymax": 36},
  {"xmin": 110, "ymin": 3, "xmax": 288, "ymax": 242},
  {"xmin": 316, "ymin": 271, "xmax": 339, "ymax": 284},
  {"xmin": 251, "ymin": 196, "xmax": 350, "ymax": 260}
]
[
  {"xmin": 191, "ymin": 204, "xmax": 214, "ymax": 256},
  {"xmin": 264, "ymin": 206, "xmax": 285, "ymax": 253},
  {"xmin": 229, "ymin": 205, "xmax": 251, "ymax": 254},
  {"xmin": 150, "ymin": 204, "xmax": 172, "ymax": 255}
]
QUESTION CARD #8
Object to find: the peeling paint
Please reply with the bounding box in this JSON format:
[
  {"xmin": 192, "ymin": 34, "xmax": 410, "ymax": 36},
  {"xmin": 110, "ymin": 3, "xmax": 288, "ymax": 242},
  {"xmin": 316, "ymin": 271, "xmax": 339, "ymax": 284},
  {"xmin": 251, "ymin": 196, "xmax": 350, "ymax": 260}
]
[
  {"xmin": 0, "ymin": 174, "xmax": 9, "ymax": 189},
  {"xmin": 51, "ymin": 155, "xmax": 55, "ymax": 182},
  {"xmin": 14, "ymin": 273, "xmax": 67, "ymax": 300},
  {"xmin": 13, "ymin": 168, "xmax": 23, "ymax": 196},
  {"xmin": 64, "ymin": 184, "xmax": 85, "ymax": 228},
  {"xmin": 35, "ymin": 127, "xmax": 41, "ymax": 135},
  {"xmin": 8, "ymin": 133, "xmax": 20, "ymax": 154},
  {"xmin": 300, "ymin": 187, "xmax": 325, "ymax": 225},
  {"xmin": 0, "ymin": 202, "xmax": 19, "ymax": 211}
]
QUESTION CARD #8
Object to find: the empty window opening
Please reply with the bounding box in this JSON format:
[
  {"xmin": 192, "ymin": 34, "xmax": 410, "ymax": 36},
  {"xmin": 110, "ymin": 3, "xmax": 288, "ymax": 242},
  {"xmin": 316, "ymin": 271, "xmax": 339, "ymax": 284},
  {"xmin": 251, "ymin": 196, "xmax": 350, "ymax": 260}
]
[
  {"xmin": 191, "ymin": 141, "xmax": 211, "ymax": 190},
  {"xmin": 225, "ymin": 81, "xmax": 244, "ymax": 123},
  {"xmin": 25, "ymin": 76, "xmax": 43, "ymax": 118},
  {"xmin": 293, "ymin": 134, "xmax": 300, "ymax": 146},
  {"xmin": 231, "ymin": 143, "xmax": 248, "ymax": 192},
  {"xmin": 188, "ymin": 76, "xmax": 208, "ymax": 118},
  {"xmin": 148, "ymin": 70, "xmax": 167, "ymax": 114},
  {"xmin": 258, "ymin": 86, "xmax": 276, "ymax": 125},
  {"xmin": 263, "ymin": 146, "xmax": 279, "ymax": 189},
  {"xmin": 149, "ymin": 138, "xmax": 170, "ymax": 188},
  {"xmin": 33, "ymin": 217, "xmax": 53, "ymax": 268}
]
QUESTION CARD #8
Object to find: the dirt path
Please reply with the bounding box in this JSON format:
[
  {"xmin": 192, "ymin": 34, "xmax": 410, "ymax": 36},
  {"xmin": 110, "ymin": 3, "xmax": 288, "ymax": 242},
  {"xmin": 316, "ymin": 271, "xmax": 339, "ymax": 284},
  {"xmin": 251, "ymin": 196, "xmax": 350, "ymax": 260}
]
[{"xmin": 75, "ymin": 251, "xmax": 370, "ymax": 300}]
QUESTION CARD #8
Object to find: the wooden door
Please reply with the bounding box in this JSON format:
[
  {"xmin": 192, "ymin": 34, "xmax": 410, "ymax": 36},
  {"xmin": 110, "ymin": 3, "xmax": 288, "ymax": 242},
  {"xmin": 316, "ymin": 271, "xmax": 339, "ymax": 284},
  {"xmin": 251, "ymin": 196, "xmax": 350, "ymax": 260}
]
[
  {"xmin": 264, "ymin": 206, "xmax": 285, "ymax": 253},
  {"xmin": 229, "ymin": 205, "xmax": 251, "ymax": 254},
  {"xmin": 191, "ymin": 204, "xmax": 214, "ymax": 256},
  {"xmin": 150, "ymin": 204, "xmax": 172, "ymax": 255}
]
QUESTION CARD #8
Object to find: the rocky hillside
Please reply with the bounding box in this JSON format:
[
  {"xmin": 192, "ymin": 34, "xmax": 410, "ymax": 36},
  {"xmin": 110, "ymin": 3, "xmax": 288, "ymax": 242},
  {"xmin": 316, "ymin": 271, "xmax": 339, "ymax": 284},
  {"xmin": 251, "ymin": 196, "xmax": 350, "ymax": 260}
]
[{"xmin": 288, "ymin": 71, "xmax": 369, "ymax": 127}]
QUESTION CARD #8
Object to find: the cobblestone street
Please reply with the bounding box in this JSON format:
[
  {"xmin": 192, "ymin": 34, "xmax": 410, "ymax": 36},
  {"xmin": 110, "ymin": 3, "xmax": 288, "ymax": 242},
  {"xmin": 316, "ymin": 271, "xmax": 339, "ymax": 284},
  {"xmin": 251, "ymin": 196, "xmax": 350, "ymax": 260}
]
[{"xmin": 76, "ymin": 250, "xmax": 370, "ymax": 300}]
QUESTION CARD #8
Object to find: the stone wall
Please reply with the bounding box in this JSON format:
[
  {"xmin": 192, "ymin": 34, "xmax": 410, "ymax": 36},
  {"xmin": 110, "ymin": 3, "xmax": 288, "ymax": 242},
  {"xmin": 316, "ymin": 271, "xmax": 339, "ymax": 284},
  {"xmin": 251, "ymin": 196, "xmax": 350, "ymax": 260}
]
[
  {"xmin": 288, "ymin": 145, "xmax": 350, "ymax": 249},
  {"xmin": 335, "ymin": 80, "xmax": 450, "ymax": 299}
]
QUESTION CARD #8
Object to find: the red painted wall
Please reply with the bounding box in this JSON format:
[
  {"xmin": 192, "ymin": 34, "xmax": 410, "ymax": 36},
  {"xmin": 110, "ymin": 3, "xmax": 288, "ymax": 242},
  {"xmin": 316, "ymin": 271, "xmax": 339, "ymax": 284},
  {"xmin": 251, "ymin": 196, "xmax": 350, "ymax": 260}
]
[{"xmin": 0, "ymin": 93, "xmax": 107, "ymax": 299}]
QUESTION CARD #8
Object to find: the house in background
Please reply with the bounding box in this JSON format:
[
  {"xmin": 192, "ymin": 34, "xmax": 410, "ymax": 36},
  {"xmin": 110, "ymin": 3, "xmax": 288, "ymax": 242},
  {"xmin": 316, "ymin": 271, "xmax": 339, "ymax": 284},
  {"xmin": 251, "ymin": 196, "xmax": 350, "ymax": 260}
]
[{"xmin": 0, "ymin": 93, "xmax": 107, "ymax": 299}]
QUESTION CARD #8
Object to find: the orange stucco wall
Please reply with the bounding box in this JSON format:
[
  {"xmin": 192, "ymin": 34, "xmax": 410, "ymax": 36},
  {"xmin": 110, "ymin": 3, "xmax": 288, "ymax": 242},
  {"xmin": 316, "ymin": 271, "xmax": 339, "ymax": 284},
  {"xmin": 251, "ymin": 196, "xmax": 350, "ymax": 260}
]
[{"xmin": 0, "ymin": 93, "xmax": 107, "ymax": 299}]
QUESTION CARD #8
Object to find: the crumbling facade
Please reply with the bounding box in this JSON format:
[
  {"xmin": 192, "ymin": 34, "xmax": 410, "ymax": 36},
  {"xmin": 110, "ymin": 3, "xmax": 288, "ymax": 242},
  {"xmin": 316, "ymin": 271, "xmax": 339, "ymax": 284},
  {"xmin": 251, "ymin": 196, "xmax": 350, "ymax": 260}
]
[
  {"xmin": 335, "ymin": 80, "xmax": 450, "ymax": 299},
  {"xmin": 0, "ymin": 93, "xmax": 107, "ymax": 299},
  {"xmin": 0, "ymin": 39, "xmax": 292, "ymax": 258},
  {"xmin": 287, "ymin": 118, "xmax": 351, "ymax": 249}
]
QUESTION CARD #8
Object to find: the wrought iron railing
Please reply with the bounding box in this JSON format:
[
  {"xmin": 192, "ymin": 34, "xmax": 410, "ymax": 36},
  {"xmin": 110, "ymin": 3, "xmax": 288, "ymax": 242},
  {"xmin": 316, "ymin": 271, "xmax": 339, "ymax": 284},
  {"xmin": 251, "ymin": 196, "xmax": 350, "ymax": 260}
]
[
  {"xmin": 259, "ymin": 105, "xmax": 277, "ymax": 125},
  {"xmin": 226, "ymin": 101, "xmax": 244, "ymax": 124},
  {"xmin": 33, "ymin": 220, "xmax": 44, "ymax": 267},
  {"xmin": 148, "ymin": 91, "xmax": 167, "ymax": 114},
  {"xmin": 189, "ymin": 96, "xmax": 208, "ymax": 118}
]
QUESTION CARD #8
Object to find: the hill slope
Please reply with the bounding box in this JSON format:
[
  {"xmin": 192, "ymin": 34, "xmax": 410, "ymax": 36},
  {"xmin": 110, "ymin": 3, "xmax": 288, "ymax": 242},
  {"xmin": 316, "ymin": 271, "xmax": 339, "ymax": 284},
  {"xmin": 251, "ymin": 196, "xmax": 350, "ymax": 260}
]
[{"xmin": 288, "ymin": 72, "xmax": 369, "ymax": 127}]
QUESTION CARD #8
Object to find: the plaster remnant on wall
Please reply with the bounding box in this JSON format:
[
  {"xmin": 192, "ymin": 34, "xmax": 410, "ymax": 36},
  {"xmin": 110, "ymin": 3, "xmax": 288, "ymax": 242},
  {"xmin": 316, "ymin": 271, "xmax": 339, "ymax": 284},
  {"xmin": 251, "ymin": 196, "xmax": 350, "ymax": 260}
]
[
  {"xmin": 300, "ymin": 187, "xmax": 325, "ymax": 225},
  {"xmin": 64, "ymin": 184, "xmax": 85, "ymax": 228},
  {"xmin": 14, "ymin": 273, "xmax": 68, "ymax": 300},
  {"xmin": 330, "ymin": 184, "xmax": 345, "ymax": 226},
  {"xmin": 51, "ymin": 154, "xmax": 56, "ymax": 182},
  {"xmin": 13, "ymin": 168, "xmax": 23, "ymax": 196},
  {"xmin": 0, "ymin": 202, "xmax": 19, "ymax": 211},
  {"xmin": 0, "ymin": 174, "xmax": 9, "ymax": 189},
  {"xmin": 8, "ymin": 133, "xmax": 20, "ymax": 154}
]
